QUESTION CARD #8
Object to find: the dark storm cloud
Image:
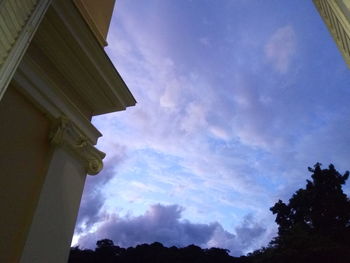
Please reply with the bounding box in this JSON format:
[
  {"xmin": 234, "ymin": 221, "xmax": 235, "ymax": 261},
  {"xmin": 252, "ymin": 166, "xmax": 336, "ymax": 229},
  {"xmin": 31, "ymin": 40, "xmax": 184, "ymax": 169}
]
[
  {"xmin": 77, "ymin": 204, "xmax": 266, "ymax": 256},
  {"xmin": 234, "ymin": 214, "xmax": 267, "ymax": 253},
  {"xmin": 78, "ymin": 204, "xmax": 217, "ymax": 248},
  {"xmin": 75, "ymin": 145, "xmax": 127, "ymax": 233}
]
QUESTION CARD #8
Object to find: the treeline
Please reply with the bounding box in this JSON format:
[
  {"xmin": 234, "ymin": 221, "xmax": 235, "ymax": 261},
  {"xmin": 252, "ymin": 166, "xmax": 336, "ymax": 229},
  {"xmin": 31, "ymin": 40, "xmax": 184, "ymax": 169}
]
[
  {"xmin": 69, "ymin": 240, "xmax": 246, "ymax": 263},
  {"xmin": 70, "ymin": 164, "xmax": 350, "ymax": 263}
]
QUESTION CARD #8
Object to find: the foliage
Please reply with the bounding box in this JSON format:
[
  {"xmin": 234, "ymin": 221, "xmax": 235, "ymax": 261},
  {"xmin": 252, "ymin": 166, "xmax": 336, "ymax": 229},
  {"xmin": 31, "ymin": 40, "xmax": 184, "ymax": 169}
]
[
  {"xmin": 264, "ymin": 163, "xmax": 350, "ymax": 263},
  {"xmin": 68, "ymin": 240, "xmax": 238, "ymax": 263}
]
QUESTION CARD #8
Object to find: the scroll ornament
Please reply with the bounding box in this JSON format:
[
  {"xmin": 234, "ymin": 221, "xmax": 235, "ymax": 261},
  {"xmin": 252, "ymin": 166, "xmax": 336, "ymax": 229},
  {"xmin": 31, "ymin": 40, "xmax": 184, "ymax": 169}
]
[{"xmin": 49, "ymin": 117, "xmax": 105, "ymax": 175}]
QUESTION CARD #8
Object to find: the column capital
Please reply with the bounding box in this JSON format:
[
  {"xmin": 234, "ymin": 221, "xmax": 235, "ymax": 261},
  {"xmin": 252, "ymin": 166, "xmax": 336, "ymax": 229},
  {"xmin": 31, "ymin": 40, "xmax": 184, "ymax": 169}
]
[{"xmin": 49, "ymin": 116, "xmax": 105, "ymax": 175}]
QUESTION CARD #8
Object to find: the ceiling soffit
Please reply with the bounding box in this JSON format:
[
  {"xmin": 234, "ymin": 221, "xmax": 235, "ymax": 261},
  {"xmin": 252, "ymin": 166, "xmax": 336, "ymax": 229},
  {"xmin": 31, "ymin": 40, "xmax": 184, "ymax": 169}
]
[{"xmin": 30, "ymin": 0, "xmax": 136, "ymax": 117}]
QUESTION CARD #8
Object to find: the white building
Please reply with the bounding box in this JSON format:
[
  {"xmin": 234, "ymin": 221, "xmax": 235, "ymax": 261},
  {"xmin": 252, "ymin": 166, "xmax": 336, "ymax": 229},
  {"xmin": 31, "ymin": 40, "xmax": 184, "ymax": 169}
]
[{"xmin": 0, "ymin": 0, "xmax": 136, "ymax": 262}]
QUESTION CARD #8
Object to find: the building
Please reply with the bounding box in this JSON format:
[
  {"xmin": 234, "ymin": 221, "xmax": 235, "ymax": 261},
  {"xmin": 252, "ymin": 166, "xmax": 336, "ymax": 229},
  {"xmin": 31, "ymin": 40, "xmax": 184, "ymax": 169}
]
[
  {"xmin": 313, "ymin": 0, "xmax": 350, "ymax": 67},
  {"xmin": 0, "ymin": 0, "xmax": 136, "ymax": 262}
]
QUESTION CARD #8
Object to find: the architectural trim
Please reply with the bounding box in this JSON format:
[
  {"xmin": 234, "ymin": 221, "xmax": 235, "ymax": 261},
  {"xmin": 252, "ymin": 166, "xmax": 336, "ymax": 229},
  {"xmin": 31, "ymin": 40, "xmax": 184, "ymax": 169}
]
[
  {"xmin": 0, "ymin": 0, "xmax": 52, "ymax": 100},
  {"xmin": 313, "ymin": 0, "xmax": 350, "ymax": 67},
  {"xmin": 50, "ymin": 116, "xmax": 106, "ymax": 175},
  {"xmin": 13, "ymin": 60, "xmax": 106, "ymax": 175},
  {"xmin": 72, "ymin": 0, "xmax": 108, "ymax": 47},
  {"xmin": 13, "ymin": 58, "xmax": 102, "ymax": 145},
  {"xmin": 42, "ymin": 0, "xmax": 136, "ymax": 116}
]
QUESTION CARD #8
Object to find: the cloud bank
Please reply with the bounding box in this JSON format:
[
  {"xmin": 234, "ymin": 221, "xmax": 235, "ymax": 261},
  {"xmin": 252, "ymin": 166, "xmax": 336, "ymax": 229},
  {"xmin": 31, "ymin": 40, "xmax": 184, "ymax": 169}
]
[
  {"xmin": 73, "ymin": 0, "xmax": 350, "ymax": 256},
  {"xmin": 77, "ymin": 204, "xmax": 266, "ymax": 256}
]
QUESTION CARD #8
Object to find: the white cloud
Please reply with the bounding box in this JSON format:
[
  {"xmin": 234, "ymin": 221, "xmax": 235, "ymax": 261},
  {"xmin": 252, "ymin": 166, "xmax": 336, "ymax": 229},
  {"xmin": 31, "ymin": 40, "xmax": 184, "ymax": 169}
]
[
  {"xmin": 209, "ymin": 125, "xmax": 231, "ymax": 140},
  {"xmin": 180, "ymin": 102, "xmax": 208, "ymax": 133},
  {"xmin": 265, "ymin": 25, "xmax": 296, "ymax": 73}
]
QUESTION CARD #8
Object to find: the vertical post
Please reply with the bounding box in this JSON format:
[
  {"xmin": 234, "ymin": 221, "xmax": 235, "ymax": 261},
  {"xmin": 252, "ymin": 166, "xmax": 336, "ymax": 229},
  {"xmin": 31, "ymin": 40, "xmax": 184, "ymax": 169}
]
[
  {"xmin": 20, "ymin": 148, "xmax": 87, "ymax": 263},
  {"xmin": 20, "ymin": 117, "xmax": 105, "ymax": 263}
]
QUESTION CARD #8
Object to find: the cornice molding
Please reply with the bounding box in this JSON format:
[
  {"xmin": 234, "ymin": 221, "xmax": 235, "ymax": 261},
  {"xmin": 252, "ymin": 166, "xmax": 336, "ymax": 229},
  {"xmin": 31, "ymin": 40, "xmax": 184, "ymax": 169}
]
[
  {"xmin": 32, "ymin": 0, "xmax": 136, "ymax": 116},
  {"xmin": 72, "ymin": 0, "xmax": 108, "ymax": 47},
  {"xmin": 49, "ymin": 116, "xmax": 106, "ymax": 175},
  {"xmin": 13, "ymin": 58, "xmax": 102, "ymax": 145},
  {"xmin": 14, "ymin": 58, "xmax": 105, "ymax": 176}
]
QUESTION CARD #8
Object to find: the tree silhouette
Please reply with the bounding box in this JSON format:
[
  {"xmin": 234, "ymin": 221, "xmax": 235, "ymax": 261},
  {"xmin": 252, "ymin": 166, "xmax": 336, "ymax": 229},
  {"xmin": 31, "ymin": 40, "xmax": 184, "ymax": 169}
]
[
  {"xmin": 95, "ymin": 239, "xmax": 124, "ymax": 263},
  {"xmin": 268, "ymin": 163, "xmax": 350, "ymax": 262},
  {"xmin": 68, "ymin": 241, "xmax": 236, "ymax": 263}
]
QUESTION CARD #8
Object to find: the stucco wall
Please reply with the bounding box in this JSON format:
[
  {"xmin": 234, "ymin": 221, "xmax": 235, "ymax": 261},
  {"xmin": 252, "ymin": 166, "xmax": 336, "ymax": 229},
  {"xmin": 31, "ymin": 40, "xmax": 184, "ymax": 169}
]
[
  {"xmin": 20, "ymin": 147, "xmax": 87, "ymax": 263},
  {"xmin": 0, "ymin": 85, "xmax": 51, "ymax": 262}
]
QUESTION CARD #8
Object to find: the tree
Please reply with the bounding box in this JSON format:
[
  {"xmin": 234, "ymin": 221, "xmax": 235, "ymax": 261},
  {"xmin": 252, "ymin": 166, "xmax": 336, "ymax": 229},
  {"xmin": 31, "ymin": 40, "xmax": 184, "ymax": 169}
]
[
  {"xmin": 95, "ymin": 239, "xmax": 125, "ymax": 263},
  {"xmin": 69, "ymin": 240, "xmax": 244, "ymax": 263},
  {"xmin": 268, "ymin": 163, "xmax": 350, "ymax": 262}
]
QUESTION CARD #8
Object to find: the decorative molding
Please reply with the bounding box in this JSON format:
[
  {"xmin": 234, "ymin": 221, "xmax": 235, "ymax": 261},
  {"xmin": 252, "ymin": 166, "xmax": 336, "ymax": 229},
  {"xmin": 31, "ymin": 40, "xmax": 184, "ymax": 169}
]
[
  {"xmin": 313, "ymin": 0, "xmax": 350, "ymax": 68},
  {"xmin": 44, "ymin": 0, "xmax": 136, "ymax": 116},
  {"xmin": 13, "ymin": 58, "xmax": 103, "ymax": 145},
  {"xmin": 0, "ymin": 0, "xmax": 52, "ymax": 101},
  {"xmin": 49, "ymin": 116, "xmax": 106, "ymax": 175},
  {"xmin": 72, "ymin": 0, "xmax": 108, "ymax": 47}
]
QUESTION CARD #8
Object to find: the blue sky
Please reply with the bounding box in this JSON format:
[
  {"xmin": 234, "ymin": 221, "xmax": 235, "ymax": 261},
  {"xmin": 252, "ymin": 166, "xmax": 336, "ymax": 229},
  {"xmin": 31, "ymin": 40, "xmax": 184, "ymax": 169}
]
[{"xmin": 73, "ymin": 0, "xmax": 350, "ymax": 256}]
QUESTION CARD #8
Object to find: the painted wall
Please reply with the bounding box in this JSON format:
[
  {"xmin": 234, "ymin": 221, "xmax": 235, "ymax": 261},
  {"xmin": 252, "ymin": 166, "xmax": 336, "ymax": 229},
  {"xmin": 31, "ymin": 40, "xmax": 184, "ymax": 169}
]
[
  {"xmin": 20, "ymin": 147, "xmax": 87, "ymax": 263},
  {"xmin": 0, "ymin": 85, "xmax": 50, "ymax": 263}
]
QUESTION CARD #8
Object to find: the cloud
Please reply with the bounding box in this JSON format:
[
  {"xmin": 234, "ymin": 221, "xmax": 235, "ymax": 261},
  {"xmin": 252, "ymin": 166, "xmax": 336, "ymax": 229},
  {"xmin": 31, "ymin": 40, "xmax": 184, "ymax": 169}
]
[
  {"xmin": 234, "ymin": 214, "xmax": 267, "ymax": 251},
  {"xmin": 75, "ymin": 2, "xmax": 350, "ymax": 256},
  {"xmin": 77, "ymin": 204, "xmax": 266, "ymax": 256},
  {"xmin": 209, "ymin": 125, "xmax": 231, "ymax": 140},
  {"xmin": 87, "ymin": 10, "xmax": 280, "ymax": 243},
  {"xmin": 75, "ymin": 147, "xmax": 127, "ymax": 233},
  {"xmin": 265, "ymin": 25, "xmax": 296, "ymax": 73}
]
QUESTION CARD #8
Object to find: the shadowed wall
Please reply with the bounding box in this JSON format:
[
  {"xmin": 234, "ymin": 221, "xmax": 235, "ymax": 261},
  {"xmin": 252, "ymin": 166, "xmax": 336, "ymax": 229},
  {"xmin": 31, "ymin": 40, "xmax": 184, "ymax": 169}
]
[{"xmin": 0, "ymin": 85, "xmax": 50, "ymax": 262}]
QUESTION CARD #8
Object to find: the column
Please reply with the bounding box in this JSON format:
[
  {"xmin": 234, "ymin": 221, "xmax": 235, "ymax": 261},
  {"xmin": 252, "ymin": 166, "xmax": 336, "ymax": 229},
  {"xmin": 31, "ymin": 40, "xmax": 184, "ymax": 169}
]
[{"xmin": 20, "ymin": 117, "xmax": 105, "ymax": 263}]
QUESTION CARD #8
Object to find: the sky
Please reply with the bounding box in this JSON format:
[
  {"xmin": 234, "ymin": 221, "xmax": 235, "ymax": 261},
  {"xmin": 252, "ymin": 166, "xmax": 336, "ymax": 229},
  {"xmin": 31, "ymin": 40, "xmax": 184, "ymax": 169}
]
[{"xmin": 73, "ymin": 0, "xmax": 350, "ymax": 256}]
